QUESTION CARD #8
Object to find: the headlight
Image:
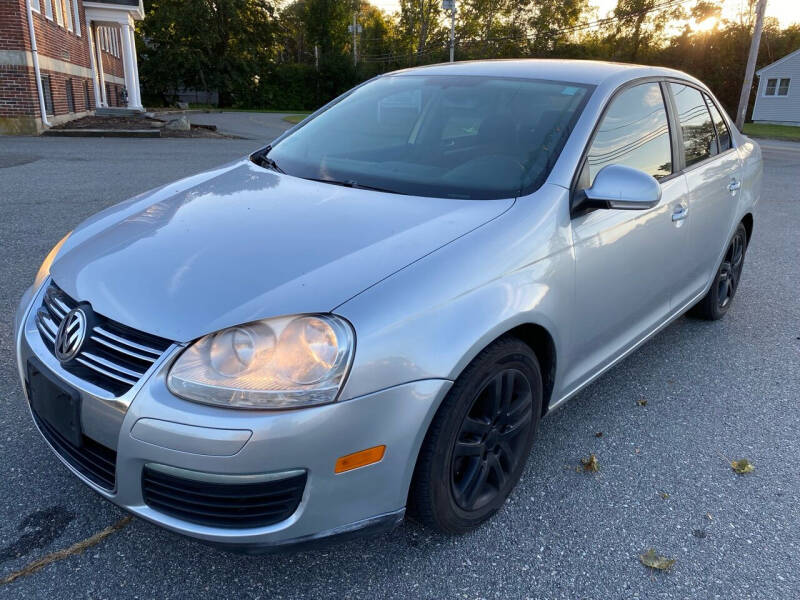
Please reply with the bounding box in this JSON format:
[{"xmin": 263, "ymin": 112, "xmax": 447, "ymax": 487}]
[
  {"xmin": 167, "ymin": 315, "xmax": 354, "ymax": 409},
  {"xmin": 34, "ymin": 232, "xmax": 71, "ymax": 290}
]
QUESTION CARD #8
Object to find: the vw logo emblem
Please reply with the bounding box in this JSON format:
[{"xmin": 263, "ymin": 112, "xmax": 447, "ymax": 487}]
[{"xmin": 54, "ymin": 308, "xmax": 87, "ymax": 363}]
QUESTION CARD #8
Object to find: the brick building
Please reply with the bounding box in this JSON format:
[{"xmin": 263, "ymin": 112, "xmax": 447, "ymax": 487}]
[{"xmin": 0, "ymin": 0, "xmax": 144, "ymax": 134}]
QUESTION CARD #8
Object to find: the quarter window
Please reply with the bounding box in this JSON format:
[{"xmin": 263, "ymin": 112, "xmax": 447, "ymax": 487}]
[
  {"xmin": 670, "ymin": 83, "xmax": 717, "ymax": 167},
  {"xmin": 703, "ymin": 94, "xmax": 731, "ymax": 153},
  {"xmin": 585, "ymin": 82, "xmax": 672, "ymax": 184}
]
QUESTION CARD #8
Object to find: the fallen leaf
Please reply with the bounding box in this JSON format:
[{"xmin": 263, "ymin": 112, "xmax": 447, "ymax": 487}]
[
  {"xmin": 636, "ymin": 398, "xmax": 647, "ymax": 407},
  {"xmin": 595, "ymin": 432, "xmax": 603, "ymax": 438},
  {"xmin": 731, "ymin": 459, "xmax": 755, "ymax": 474},
  {"xmin": 659, "ymin": 492, "xmax": 669, "ymax": 500},
  {"xmin": 706, "ymin": 513, "xmax": 713, "ymax": 521},
  {"xmin": 580, "ymin": 454, "xmax": 599, "ymax": 473},
  {"xmin": 639, "ymin": 548, "xmax": 676, "ymax": 571}
]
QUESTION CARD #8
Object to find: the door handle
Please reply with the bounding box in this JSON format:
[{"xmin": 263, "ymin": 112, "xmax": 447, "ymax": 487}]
[
  {"xmin": 728, "ymin": 179, "xmax": 741, "ymax": 192},
  {"xmin": 672, "ymin": 205, "xmax": 688, "ymax": 222}
]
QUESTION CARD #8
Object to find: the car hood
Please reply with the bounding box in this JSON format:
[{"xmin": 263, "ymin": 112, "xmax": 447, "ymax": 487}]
[{"xmin": 51, "ymin": 159, "xmax": 513, "ymax": 342}]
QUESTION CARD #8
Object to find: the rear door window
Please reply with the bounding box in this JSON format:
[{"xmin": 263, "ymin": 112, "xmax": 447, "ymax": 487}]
[{"xmin": 670, "ymin": 83, "xmax": 717, "ymax": 167}]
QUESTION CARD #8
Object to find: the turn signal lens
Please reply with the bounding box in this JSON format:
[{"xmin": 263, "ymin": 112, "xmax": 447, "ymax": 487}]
[{"xmin": 334, "ymin": 445, "xmax": 386, "ymax": 473}]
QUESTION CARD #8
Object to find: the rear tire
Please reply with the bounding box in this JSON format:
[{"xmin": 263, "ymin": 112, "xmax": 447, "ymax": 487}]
[
  {"xmin": 689, "ymin": 222, "xmax": 748, "ymax": 321},
  {"xmin": 409, "ymin": 336, "xmax": 542, "ymax": 534}
]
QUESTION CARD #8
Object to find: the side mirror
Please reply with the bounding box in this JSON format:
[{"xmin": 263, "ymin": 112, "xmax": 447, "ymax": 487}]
[{"xmin": 580, "ymin": 164, "xmax": 662, "ymax": 210}]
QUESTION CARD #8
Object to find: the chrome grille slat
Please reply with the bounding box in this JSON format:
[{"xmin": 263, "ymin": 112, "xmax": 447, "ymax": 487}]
[
  {"xmin": 46, "ymin": 294, "xmax": 69, "ymax": 319},
  {"xmin": 79, "ymin": 352, "xmax": 146, "ymax": 379},
  {"xmin": 35, "ymin": 282, "xmax": 173, "ymax": 396},
  {"xmin": 93, "ymin": 326, "xmax": 163, "ymax": 357},
  {"xmin": 36, "ymin": 310, "xmax": 59, "ymax": 335},
  {"xmin": 89, "ymin": 335, "xmax": 158, "ymax": 363},
  {"xmin": 36, "ymin": 314, "xmax": 56, "ymax": 342},
  {"xmin": 75, "ymin": 357, "xmax": 139, "ymax": 386}
]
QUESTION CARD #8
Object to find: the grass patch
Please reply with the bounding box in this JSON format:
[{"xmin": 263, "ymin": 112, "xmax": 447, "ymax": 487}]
[
  {"xmin": 743, "ymin": 122, "xmax": 800, "ymax": 141},
  {"xmin": 283, "ymin": 113, "xmax": 311, "ymax": 124}
]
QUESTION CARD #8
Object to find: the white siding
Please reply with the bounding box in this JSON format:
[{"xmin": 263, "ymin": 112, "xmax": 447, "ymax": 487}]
[{"xmin": 753, "ymin": 51, "xmax": 800, "ymax": 125}]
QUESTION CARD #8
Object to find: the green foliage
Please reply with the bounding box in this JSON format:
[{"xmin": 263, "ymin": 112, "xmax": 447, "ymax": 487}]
[{"xmin": 136, "ymin": 0, "xmax": 800, "ymax": 116}]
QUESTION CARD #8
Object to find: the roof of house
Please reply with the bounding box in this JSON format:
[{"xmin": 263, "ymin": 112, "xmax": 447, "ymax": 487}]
[{"xmin": 756, "ymin": 47, "xmax": 800, "ymax": 76}]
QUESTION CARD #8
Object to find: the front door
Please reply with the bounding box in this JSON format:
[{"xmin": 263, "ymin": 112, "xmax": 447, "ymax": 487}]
[{"xmin": 565, "ymin": 81, "xmax": 690, "ymax": 392}]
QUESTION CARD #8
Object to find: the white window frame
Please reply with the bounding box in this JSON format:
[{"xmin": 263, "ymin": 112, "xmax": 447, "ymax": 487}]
[
  {"xmin": 44, "ymin": 0, "xmax": 53, "ymax": 20},
  {"xmin": 31, "ymin": 0, "xmax": 41, "ymax": 13},
  {"xmin": 64, "ymin": 0, "xmax": 73, "ymax": 32},
  {"xmin": 765, "ymin": 78, "xmax": 777, "ymax": 96},
  {"xmin": 72, "ymin": 0, "xmax": 81, "ymax": 36},
  {"xmin": 54, "ymin": 0, "xmax": 63, "ymax": 26},
  {"xmin": 777, "ymin": 78, "xmax": 790, "ymax": 96}
]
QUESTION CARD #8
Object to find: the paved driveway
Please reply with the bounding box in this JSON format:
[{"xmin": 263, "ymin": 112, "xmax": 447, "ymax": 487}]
[
  {"xmin": 178, "ymin": 110, "xmax": 301, "ymax": 140},
  {"xmin": 0, "ymin": 131, "xmax": 798, "ymax": 599}
]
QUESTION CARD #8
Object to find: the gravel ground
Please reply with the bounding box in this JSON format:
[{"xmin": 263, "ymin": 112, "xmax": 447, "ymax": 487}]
[{"xmin": 0, "ymin": 131, "xmax": 798, "ymax": 599}]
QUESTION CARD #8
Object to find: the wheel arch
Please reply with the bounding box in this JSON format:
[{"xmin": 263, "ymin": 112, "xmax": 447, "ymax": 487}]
[
  {"xmin": 446, "ymin": 321, "xmax": 559, "ymax": 418},
  {"xmin": 741, "ymin": 213, "xmax": 754, "ymax": 245},
  {"xmin": 502, "ymin": 323, "xmax": 557, "ymax": 416}
]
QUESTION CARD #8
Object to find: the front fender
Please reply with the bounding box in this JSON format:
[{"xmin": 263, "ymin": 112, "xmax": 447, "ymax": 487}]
[{"xmin": 335, "ymin": 184, "xmax": 574, "ymax": 404}]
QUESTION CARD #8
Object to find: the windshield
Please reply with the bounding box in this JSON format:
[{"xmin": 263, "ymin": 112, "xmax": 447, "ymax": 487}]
[{"xmin": 265, "ymin": 75, "xmax": 593, "ymax": 200}]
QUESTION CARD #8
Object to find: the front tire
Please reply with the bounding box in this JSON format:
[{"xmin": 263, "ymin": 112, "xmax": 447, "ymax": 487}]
[
  {"xmin": 409, "ymin": 336, "xmax": 542, "ymax": 534},
  {"xmin": 689, "ymin": 222, "xmax": 748, "ymax": 321}
]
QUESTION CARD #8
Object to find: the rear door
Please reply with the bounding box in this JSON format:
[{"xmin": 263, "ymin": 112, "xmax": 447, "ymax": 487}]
[{"xmin": 667, "ymin": 83, "xmax": 741, "ymax": 299}]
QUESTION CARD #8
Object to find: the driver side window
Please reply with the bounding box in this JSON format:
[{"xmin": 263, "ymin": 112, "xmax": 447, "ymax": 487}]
[{"xmin": 585, "ymin": 82, "xmax": 673, "ymax": 186}]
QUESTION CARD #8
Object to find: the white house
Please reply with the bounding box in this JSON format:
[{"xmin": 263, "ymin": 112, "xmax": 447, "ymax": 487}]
[{"xmin": 752, "ymin": 48, "xmax": 800, "ymax": 126}]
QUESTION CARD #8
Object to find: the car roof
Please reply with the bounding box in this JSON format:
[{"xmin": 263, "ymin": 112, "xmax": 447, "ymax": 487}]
[{"xmin": 386, "ymin": 59, "xmax": 696, "ymax": 87}]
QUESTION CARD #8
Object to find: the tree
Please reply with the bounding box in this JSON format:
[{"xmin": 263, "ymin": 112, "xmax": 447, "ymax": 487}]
[
  {"xmin": 138, "ymin": 0, "xmax": 277, "ymax": 107},
  {"xmin": 397, "ymin": 0, "xmax": 446, "ymax": 61},
  {"xmin": 611, "ymin": 0, "xmax": 685, "ymax": 62}
]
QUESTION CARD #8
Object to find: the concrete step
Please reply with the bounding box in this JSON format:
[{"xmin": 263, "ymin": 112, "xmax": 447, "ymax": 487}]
[{"xmin": 95, "ymin": 107, "xmax": 146, "ymax": 117}]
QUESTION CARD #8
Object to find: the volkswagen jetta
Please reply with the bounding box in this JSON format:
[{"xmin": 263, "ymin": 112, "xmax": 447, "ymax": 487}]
[{"xmin": 14, "ymin": 60, "xmax": 761, "ymax": 551}]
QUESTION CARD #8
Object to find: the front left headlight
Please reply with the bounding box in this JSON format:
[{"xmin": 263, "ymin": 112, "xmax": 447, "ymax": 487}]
[{"xmin": 167, "ymin": 314, "xmax": 354, "ymax": 409}]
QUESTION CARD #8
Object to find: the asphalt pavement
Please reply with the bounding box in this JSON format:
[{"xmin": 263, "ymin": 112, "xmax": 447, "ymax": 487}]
[
  {"xmin": 179, "ymin": 110, "xmax": 302, "ymax": 139},
  {"xmin": 0, "ymin": 127, "xmax": 798, "ymax": 599}
]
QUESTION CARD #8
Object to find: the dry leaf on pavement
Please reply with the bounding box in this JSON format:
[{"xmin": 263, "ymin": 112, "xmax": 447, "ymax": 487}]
[{"xmin": 639, "ymin": 548, "xmax": 676, "ymax": 571}]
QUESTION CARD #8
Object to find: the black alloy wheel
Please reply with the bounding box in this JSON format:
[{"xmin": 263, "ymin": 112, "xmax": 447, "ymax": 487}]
[
  {"xmin": 450, "ymin": 369, "xmax": 533, "ymax": 511},
  {"xmin": 717, "ymin": 227, "xmax": 746, "ymax": 310},
  {"xmin": 410, "ymin": 336, "xmax": 542, "ymax": 534},
  {"xmin": 689, "ymin": 222, "xmax": 748, "ymax": 321}
]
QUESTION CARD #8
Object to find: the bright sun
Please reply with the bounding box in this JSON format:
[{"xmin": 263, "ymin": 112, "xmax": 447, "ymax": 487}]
[{"xmin": 694, "ymin": 16, "xmax": 718, "ymax": 32}]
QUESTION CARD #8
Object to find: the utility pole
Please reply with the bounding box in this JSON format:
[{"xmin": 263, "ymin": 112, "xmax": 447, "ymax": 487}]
[
  {"xmin": 443, "ymin": 0, "xmax": 456, "ymax": 63},
  {"xmin": 348, "ymin": 12, "xmax": 362, "ymax": 67},
  {"xmin": 735, "ymin": 0, "xmax": 768, "ymax": 130}
]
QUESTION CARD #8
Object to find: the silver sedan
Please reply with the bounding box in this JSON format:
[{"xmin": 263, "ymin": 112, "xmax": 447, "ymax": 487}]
[{"xmin": 14, "ymin": 59, "xmax": 761, "ymax": 551}]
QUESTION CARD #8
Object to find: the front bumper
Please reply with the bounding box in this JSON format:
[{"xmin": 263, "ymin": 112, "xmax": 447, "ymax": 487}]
[{"xmin": 15, "ymin": 282, "xmax": 451, "ymax": 551}]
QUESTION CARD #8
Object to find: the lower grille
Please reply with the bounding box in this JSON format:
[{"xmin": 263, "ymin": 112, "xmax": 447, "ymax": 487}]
[
  {"xmin": 32, "ymin": 410, "xmax": 117, "ymax": 491},
  {"xmin": 142, "ymin": 466, "xmax": 306, "ymax": 529}
]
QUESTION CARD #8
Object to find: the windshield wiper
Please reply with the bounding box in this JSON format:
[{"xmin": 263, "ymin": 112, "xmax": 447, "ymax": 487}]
[
  {"xmin": 304, "ymin": 177, "xmax": 406, "ymax": 195},
  {"xmin": 250, "ymin": 145, "xmax": 284, "ymax": 173}
]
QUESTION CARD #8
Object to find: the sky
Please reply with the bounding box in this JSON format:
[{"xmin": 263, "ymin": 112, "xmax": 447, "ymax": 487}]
[{"xmin": 370, "ymin": 0, "xmax": 800, "ymax": 28}]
